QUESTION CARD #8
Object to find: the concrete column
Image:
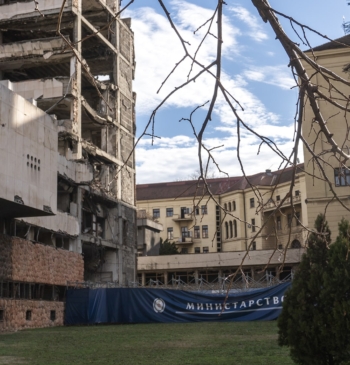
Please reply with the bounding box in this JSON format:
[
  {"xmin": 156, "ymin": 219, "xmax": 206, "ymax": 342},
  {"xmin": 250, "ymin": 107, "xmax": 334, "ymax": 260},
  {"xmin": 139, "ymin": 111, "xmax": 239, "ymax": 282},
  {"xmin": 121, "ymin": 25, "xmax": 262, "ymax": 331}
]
[
  {"xmin": 163, "ymin": 271, "xmax": 168, "ymax": 286},
  {"xmin": 76, "ymin": 187, "xmax": 83, "ymax": 253},
  {"xmin": 141, "ymin": 272, "xmax": 145, "ymax": 287},
  {"xmin": 118, "ymin": 203, "xmax": 123, "ymax": 284},
  {"xmin": 0, "ymin": 32, "xmax": 3, "ymax": 80},
  {"xmin": 70, "ymin": 0, "xmax": 82, "ymax": 159},
  {"xmin": 218, "ymin": 269, "xmax": 223, "ymax": 285},
  {"xmin": 194, "ymin": 270, "xmax": 199, "ymax": 286}
]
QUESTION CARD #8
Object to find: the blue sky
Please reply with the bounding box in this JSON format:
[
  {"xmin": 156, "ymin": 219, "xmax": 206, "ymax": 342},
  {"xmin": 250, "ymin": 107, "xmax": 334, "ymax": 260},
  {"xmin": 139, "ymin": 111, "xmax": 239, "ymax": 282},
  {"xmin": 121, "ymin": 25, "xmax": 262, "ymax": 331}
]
[{"xmin": 124, "ymin": 0, "xmax": 350, "ymax": 183}]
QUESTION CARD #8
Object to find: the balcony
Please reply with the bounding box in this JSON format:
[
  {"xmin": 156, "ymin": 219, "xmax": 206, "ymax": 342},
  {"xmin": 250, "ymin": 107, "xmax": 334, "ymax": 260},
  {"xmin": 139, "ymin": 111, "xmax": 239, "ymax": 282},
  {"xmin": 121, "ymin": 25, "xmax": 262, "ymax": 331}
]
[
  {"xmin": 172, "ymin": 213, "xmax": 194, "ymax": 222},
  {"xmin": 176, "ymin": 237, "xmax": 193, "ymax": 245},
  {"xmin": 263, "ymin": 194, "xmax": 302, "ymax": 212}
]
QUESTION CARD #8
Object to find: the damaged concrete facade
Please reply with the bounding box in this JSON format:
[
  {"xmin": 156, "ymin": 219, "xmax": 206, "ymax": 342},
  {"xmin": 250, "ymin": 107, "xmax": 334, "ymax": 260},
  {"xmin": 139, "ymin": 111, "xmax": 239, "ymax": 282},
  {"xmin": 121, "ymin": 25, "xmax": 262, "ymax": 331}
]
[{"xmin": 0, "ymin": 0, "xmax": 137, "ymax": 330}]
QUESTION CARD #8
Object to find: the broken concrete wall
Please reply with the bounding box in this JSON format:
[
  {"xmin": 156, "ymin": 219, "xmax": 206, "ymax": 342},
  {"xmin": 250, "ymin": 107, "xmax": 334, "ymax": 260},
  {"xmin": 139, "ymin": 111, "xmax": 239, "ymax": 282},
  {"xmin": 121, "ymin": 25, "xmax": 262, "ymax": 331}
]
[
  {"xmin": 98, "ymin": 249, "xmax": 117, "ymax": 282},
  {"xmin": 0, "ymin": 0, "xmax": 71, "ymax": 20},
  {"xmin": 0, "ymin": 84, "xmax": 57, "ymax": 215},
  {"xmin": 0, "ymin": 77, "xmax": 71, "ymax": 100},
  {"xmin": 0, "ymin": 235, "xmax": 83, "ymax": 285},
  {"xmin": 119, "ymin": 205, "xmax": 136, "ymax": 283},
  {"xmin": 57, "ymin": 154, "xmax": 93, "ymax": 183},
  {"xmin": 122, "ymin": 205, "xmax": 136, "ymax": 248},
  {"xmin": 23, "ymin": 210, "xmax": 79, "ymax": 237},
  {"xmin": 0, "ymin": 299, "xmax": 64, "ymax": 332},
  {"xmin": 121, "ymin": 168, "xmax": 134, "ymax": 206}
]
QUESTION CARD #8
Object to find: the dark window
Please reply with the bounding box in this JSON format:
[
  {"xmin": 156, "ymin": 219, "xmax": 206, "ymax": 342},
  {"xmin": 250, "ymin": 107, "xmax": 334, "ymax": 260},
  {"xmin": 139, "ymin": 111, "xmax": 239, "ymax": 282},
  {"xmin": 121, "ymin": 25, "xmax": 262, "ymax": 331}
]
[
  {"xmin": 201, "ymin": 205, "xmax": 208, "ymax": 215},
  {"xmin": 251, "ymin": 242, "xmax": 256, "ymax": 250},
  {"xmin": 26, "ymin": 310, "xmax": 32, "ymax": 321},
  {"xmin": 181, "ymin": 227, "xmax": 190, "ymax": 242},
  {"xmin": 233, "ymin": 220, "xmax": 237, "ymax": 237},
  {"xmin": 203, "ymin": 247, "xmax": 209, "ymax": 253},
  {"xmin": 50, "ymin": 310, "xmax": 56, "ymax": 321},
  {"xmin": 233, "ymin": 201, "xmax": 236, "ymax": 211},
  {"xmin": 291, "ymin": 239, "xmax": 301, "ymax": 248},
  {"xmin": 335, "ymin": 167, "xmax": 350, "ymax": 186},
  {"xmin": 225, "ymin": 222, "xmax": 229, "ymax": 239},
  {"xmin": 295, "ymin": 190, "xmax": 300, "ymax": 197},
  {"xmin": 167, "ymin": 227, "xmax": 173, "ymax": 240},
  {"xmin": 194, "ymin": 226, "xmax": 200, "ymax": 239},
  {"xmin": 287, "ymin": 214, "xmax": 292, "ymax": 228},
  {"xmin": 194, "ymin": 247, "xmax": 200, "ymax": 254},
  {"xmin": 153, "ymin": 209, "xmax": 160, "ymax": 218},
  {"xmin": 181, "ymin": 207, "xmax": 191, "ymax": 218},
  {"xmin": 295, "ymin": 212, "xmax": 301, "ymax": 226},
  {"xmin": 277, "ymin": 216, "xmax": 282, "ymax": 230},
  {"xmin": 276, "ymin": 195, "xmax": 280, "ymax": 201},
  {"xmin": 202, "ymin": 225, "xmax": 209, "ymax": 238},
  {"xmin": 251, "ymin": 219, "xmax": 256, "ymax": 232},
  {"xmin": 224, "ymin": 203, "xmax": 227, "ymax": 211},
  {"xmin": 166, "ymin": 208, "xmax": 173, "ymax": 217},
  {"xmin": 181, "ymin": 248, "xmax": 188, "ymax": 254},
  {"xmin": 278, "ymin": 244, "xmax": 283, "ymax": 250},
  {"xmin": 195, "ymin": 206, "xmax": 200, "ymax": 215},
  {"xmin": 250, "ymin": 198, "xmax": 255, "ymax": 208},
  {"xmin": 228, "ymin": 202, "xmax": 232, "ymax": 211},
  {"xmin": 229, "ymin": 221, "xmax": 233, "ymax": 238},
  {"xmin": 0, "ymin": 310, "xmax": 3, "ymax": 321}
]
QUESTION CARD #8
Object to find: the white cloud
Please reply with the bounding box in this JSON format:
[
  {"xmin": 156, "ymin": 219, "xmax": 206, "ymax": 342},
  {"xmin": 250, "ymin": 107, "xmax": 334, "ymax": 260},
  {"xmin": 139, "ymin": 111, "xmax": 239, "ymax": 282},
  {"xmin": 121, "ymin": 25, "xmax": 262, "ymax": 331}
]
[
  {"xmin": 243, "ymin": 65, "xmax": 296, "ymax": 90},
  {"xmin": 229, "ymin": 5, "xmax": 268, "ymax": 42},
  {"xmin": 136, "ymin": 123, "xmax": 303, "ymax": 184},
  {"xmin": 126, "ymin": 1, "xmax": 300, "ymax": 183}
]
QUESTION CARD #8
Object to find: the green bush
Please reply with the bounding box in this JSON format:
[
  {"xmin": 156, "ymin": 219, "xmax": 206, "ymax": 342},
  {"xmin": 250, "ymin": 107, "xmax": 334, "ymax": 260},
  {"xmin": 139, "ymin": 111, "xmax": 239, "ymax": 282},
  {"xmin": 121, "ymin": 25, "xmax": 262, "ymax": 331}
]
[{"xmin": 278, "ymin": 214, "xmax": 350, "ymax": 365}]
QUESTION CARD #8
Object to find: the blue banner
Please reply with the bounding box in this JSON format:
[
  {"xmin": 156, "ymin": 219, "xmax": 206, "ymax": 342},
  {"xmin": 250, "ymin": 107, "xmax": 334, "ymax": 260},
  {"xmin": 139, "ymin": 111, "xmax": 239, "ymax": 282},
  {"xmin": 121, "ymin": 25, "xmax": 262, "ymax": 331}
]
[{"xmin": 65, "ymin": 282, "xmax": 290, "ymax": 325}]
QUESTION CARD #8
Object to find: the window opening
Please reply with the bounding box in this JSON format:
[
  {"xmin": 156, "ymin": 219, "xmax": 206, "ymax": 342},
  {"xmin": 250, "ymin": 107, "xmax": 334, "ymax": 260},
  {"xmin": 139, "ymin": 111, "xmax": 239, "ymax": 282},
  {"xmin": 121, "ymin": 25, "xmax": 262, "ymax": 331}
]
[
  {"xmin": 202, "ymin": 225, "xmax": 209, "ymax": 238},
  {"xmin": 194, "ymin": 226, "xmax": 200, "ymax": 239},
  {"xmin": 334, "ymin": 167, "xmax": 350, "ymax": 186},
  {"xmin": 251, "ymin": 218, "xmax": 256, "ymax": 232},
  {"xmin": 26, "ymin": 310, "xmax": 32, "ymax": 321},
  {"xmin": 167, "ymin": 227, "xmax": 173, "ymax": 240}
]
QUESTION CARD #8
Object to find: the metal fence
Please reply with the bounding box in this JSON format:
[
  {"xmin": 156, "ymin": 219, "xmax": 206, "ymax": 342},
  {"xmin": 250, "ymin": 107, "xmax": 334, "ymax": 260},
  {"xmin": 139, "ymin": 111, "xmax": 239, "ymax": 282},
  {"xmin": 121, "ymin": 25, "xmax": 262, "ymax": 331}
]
[{"xmin": 67, "ymin": 272, "xmax": 293, "ymax": 292}]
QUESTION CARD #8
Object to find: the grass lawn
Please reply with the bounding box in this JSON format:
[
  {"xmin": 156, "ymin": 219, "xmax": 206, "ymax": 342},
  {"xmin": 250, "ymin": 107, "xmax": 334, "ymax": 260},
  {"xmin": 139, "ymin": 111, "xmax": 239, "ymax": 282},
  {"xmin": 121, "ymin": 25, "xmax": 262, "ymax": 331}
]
[{"xmin": 0, "ymin": 321, "xmax": 293, "ymax": 365}]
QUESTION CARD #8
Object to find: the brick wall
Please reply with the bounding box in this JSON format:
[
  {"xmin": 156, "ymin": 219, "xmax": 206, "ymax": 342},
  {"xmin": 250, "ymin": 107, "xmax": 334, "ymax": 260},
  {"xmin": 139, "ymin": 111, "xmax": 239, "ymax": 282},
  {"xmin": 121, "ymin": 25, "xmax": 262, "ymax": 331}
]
[
  {"xmin": 0, "ymin": 234, "xmax": 84, "ymax": 285},
  {"xmin": 0, "ymin": 299, "xmax": 64, "ymax": 332}
]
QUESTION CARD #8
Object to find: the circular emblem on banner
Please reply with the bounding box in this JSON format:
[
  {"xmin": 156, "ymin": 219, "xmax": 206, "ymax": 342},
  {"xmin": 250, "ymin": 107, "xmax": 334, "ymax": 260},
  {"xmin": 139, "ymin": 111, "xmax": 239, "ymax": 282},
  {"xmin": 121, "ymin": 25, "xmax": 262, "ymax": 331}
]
[{"xmin": 153, "ymin": 298, "xmax": 166, "ymax": 313}]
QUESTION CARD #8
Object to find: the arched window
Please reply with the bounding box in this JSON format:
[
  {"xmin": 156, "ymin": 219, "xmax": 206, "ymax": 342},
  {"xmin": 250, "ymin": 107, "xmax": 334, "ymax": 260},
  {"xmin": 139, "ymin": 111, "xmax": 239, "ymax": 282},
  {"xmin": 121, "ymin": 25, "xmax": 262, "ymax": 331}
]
[
  {"xmin": 225, "ymin": 222, "xmax": 228, "ymax": 239},
  {"xmin": 228, "ymin": 202, "xmax": 232, "ymax": 211},
  {"xmin": 233, "ymin": 220, "xmax": 237, "ymax": 237},
  {"xmin": 291, "ymin": 239, "xmax": 301, "ymax": 248},
  {"xmin": 229, "ymin": 221, "xmax": 233, "ymax": 238},
  {"xmin": 224, "ymin": 203, "xmax": 227, "ymax": 211},
  {"xmin": 233, "ymin": 201, "xmax": 236, "ymax": 211}
]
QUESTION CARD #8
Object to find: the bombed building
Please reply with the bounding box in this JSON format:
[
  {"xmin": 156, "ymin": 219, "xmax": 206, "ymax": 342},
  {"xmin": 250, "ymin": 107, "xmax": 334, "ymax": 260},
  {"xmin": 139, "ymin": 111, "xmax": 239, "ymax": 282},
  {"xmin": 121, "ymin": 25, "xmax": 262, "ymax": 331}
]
[{"xmin": 0, "ymin": 0, "xmax": 136, "ymax": 331}]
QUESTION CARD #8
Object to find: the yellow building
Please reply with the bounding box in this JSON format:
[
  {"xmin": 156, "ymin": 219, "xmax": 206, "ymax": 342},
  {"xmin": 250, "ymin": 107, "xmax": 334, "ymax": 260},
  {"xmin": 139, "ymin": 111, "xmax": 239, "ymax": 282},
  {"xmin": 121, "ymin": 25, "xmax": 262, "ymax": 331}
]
[
  {"xmin": 302, "ymin": 35, "xmax": 350, "ymax": 236},
  {"xmin": 137, "ymin": 165, "xmax": 307, "ymax": 255},
  {"xmin": 136, "ymin": 165, "xmax": 307, "ymax": 286}
]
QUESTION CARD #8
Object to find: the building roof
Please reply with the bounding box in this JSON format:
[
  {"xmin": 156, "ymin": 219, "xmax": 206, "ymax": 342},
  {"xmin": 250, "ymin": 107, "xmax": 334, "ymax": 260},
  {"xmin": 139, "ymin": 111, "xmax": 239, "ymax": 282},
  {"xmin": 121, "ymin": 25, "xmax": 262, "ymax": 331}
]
[
  {"xmin": 137, "ymin": 164, "xmax": 304, "ymax": 201},
  {"xmin": 306, "ymin": 34, "xmax": 350, "ymax": 52}
]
